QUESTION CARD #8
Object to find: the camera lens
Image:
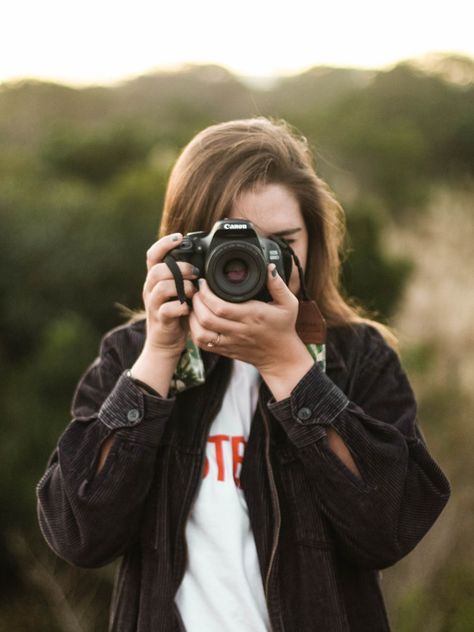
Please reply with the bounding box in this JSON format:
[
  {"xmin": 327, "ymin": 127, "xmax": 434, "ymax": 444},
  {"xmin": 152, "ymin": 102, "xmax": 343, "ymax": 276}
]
[
  {"xmin": 223, "ymin": 258, "xmax": 249, "ymax": 284},
  {"xmin": 206, "ymin": 242, "xmax": 266, "ymax": 302}
]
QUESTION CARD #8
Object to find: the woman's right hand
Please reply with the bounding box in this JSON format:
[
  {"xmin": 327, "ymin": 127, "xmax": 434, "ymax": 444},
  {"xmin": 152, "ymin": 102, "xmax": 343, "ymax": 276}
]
[{"xmin": 142, "ymin": 233, "xmax": 199, "ymax": 359}]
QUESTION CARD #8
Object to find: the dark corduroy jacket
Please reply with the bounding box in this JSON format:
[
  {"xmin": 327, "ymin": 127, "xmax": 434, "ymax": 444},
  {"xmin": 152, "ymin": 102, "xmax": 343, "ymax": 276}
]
[{"xmin": 36, "ymin": 319, "xmax": 451, "ymax": 631}]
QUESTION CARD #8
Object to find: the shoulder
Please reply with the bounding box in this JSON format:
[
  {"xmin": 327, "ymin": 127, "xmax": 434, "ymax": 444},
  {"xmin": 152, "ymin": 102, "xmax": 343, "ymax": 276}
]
[
  {"xmin": 326, "ymin": 322, "xmax": 414, "ymax": 407},
  {"xmin": 326, "ymin": 322, "xmax": 396, "ymax": 372},
  {"xmin": 99, "ymin": 318, "xmax": 147, "ymax": 368}
]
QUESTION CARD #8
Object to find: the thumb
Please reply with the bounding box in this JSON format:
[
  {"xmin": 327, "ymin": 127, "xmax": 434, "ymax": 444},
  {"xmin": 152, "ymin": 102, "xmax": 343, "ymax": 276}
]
[{"xmin": 267, "ymin": 263, "xmax": 291, "ymax": 304}]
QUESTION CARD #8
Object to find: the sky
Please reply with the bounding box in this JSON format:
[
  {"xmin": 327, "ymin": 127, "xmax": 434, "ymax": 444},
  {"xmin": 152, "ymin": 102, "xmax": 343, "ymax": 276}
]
[{"xmin": 1, "ymin": 0, "xmax": 473, "ymax": 86}]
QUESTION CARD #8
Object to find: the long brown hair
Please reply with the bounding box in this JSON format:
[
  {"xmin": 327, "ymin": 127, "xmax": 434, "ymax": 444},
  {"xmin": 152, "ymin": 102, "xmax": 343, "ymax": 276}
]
[{"xmin": 122, "ymin": 117, "xmax": 398, "ymax": 349}]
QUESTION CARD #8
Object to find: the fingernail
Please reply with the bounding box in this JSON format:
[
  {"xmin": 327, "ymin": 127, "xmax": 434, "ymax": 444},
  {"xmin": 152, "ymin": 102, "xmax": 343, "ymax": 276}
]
[
  {"xmin": 192, "ymin": 266, "xmax": 200, "ymax": 276},
  {"xmin": 271, "ymin": 265, "xmax": 278, "ymax": 278},
  {"xmin": 198, "ymin": 278, "xmax": 204, "ymax": 288},
  {"xmin": 171, "ymin": 233, "xmax": 181, "ymax": 242}
]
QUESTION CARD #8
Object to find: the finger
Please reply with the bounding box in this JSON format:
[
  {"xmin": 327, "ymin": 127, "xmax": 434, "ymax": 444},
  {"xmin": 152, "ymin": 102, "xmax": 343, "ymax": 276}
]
[
  {"xmin": 146, "ymin": 233, "xmax": 183, "ymax": 272},
  {"xmin": 196, "ymin": 279, "xmax": 247, "ymax": 322},
  {"xmin": 158, "ymin": 299, "xmax": 191, "ymax": 325},
  {"xmin": 147, "ymin": 279, "xmax": 197, "ymax": 310},
  {"xmin": 192, "ymin": 290, "xmax": 244, "ymax": 336},
  {"xmin": 188, "ymin": 310, "xmax": 223, "ymax": 349},
  {"xmin": 144, "ymin": 261, "xmax": 200, "ymax": 295},
  {"xmin": 266, "ymin": 264, "xmax": 297, "ymax": 306}
]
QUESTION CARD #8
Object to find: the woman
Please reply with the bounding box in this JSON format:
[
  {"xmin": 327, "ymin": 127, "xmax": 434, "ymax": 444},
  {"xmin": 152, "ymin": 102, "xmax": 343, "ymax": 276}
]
[{"xmin": 36, "ymin": 117, "xmax": 451, "ymax": 632}]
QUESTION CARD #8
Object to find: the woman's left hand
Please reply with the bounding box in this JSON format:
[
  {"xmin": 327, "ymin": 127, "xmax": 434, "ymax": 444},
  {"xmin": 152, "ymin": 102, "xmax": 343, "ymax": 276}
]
[{"xmin": 188, "ymin": 263, "xmax": 307, "ymax": 373}]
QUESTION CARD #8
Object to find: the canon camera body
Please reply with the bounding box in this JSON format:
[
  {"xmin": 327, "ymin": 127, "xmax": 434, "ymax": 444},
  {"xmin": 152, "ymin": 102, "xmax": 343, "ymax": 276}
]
[{"xmin": 168, "ymin": 218, "xmax": 292, "ymax": 302}]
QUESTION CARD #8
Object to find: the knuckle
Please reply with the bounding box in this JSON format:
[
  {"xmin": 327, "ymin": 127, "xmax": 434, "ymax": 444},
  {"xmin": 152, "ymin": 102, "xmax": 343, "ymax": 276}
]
[
  {"xmin": 150, "ymin": 262, "xmax": 165, "ymax": 278},
  {"xmin": 158, "ymin": 302, "xmax": 170, "ymax": 316},
  {"xmin": 148, "ymin": 308, "xmax": 161, "ymax": 324},
  {"xmin": 195, "ymin": 330, "xmax": 206, "ymax": 345},
  {"xmin": 149, "ymin": 283, "xmax": 166, "ymax": 304},
  {"xmin": 252, "ymin": 306, "xmax": 264, "ymax": 323},
  {"xmin": 214, "ymin": 304, "xmax": 227, "ymax": 319},
  {"xmin": 180, "ymin": 262, "xmax": 197, "ymax": 276},
  {"xmin": 152, "ymin": 279, "xmax": 165, "ymax": 294},
  {"xmin": 160, "ymin": 300, "xmax": 178, "ymax": 319},
  {"xmin": 200, "ymin": 314, "xmax": 213, "ymax": 329},
  {"xmin": 146, "ymin": 250, "xmax": 157, "ymax": 266},
  {"xmin": 145, "ymin": 269, "xmax": 157, "ymax": 289},
  {"xmin": 146, "ymin": 237, "xmax": 171, "ymax": 264}
]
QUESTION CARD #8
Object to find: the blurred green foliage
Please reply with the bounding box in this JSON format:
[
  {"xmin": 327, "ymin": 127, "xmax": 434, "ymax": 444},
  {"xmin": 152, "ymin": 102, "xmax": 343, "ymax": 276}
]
[
  {"xmin": 42, "ymin": 125, "xmax": 152, "ymax": 183},
  {"xmin": 341, "ymin": 198, "xmax": 414, "ymax": 318},
  {"xmin": 1, "ymin": 55, "xmax": 472, "ymax": 630}
]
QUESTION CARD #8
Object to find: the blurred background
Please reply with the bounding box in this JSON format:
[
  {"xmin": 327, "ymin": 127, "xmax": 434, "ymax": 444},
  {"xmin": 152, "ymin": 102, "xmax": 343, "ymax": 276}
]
[{"xmin": 1, "ymin": 1, "xmax": 473, "ymax": 630}]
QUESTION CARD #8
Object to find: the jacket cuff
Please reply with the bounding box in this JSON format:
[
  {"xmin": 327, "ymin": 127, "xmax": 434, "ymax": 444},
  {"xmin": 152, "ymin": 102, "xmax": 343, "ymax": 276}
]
[
  {"xmin": 98, "ymin": 370, "xmax": 175, "ymax": 446},
  {"xmin": 267, "ymin": 361, "xmax": 349, "ymax": 448}
]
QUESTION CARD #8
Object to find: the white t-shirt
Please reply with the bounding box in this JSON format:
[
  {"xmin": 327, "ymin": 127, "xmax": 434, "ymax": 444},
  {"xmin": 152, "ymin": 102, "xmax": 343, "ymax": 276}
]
[{"xmin": 174, "ymin": 359, "xmax": 271, "ymax": 632}]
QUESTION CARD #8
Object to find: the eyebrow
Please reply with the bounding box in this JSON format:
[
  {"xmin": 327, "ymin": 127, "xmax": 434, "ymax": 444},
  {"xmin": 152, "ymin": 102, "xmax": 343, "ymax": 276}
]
[{"xmin": 269, "ymin": 227, "xmax": 302, "ymax": 237}]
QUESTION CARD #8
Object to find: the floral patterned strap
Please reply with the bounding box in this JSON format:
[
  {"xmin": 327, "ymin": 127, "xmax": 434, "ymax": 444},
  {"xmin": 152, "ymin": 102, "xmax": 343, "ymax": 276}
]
[{"xmin": 169, "ymin": 335, "xmax": 326, "ymax": 396}]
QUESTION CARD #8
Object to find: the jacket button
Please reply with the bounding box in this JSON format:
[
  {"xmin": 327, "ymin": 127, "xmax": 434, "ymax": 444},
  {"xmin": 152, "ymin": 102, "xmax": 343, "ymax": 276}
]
[
  {"xmin": 127, "ymin": 408, "xmax": 140, "ymax": 423},
  {"xmin": 296, "ymin": 407, "xmax": 312, "ymax": 421}
]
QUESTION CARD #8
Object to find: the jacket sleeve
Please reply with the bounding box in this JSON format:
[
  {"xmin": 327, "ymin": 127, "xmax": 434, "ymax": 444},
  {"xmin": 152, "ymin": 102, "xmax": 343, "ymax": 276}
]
[
  {"xmin": 36, "ymin": 329, "xmax": 176, "ymax": 568},
  {"xmin": 267, "ymin": 326, "xmax": 451, "ymax": 570}
]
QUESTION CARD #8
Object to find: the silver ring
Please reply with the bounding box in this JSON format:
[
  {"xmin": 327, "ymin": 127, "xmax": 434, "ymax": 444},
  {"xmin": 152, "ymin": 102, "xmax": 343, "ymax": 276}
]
[{"xmin": 207, "ymin": 333, "xmax": 221, "ymax": 348}]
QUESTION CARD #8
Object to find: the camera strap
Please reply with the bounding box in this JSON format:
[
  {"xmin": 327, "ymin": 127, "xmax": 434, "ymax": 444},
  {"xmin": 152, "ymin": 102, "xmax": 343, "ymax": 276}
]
[
  {"xmin": 163, "ymin": 243, "xmax": 327, "ymax": 344},
  {"xmin": 163, "ymin": 241, "xmax": 327, "ymax": 395},
  {"xmin": 281, "ymin": 241, "xmax": 327, "ymax": 345},
  {"xmin": 169, "ymin": 335, "xmax": 326, "ymax": 396},
  {"xmin": 163, "ymin": 254, "xmax": 194, "ymax": 308}
]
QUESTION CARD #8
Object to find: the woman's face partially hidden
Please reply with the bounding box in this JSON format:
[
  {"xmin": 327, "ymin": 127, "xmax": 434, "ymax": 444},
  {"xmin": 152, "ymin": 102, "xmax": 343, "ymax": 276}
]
[{"xmin": 227, "ymin": 183, "xmax": 309, "ymax": 297}]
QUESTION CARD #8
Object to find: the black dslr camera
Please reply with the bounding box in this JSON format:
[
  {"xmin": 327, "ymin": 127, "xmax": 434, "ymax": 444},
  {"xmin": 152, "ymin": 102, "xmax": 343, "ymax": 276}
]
[{"xmin": 168, "ymin": 218, "xmax": 292, "ymax": 303}]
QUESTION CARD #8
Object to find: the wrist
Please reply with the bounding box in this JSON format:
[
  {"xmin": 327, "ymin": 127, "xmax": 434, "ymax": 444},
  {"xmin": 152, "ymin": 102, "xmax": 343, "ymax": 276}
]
[
  {"xmin": 126, "ymin": 369, "xmax": 162, "ymax": 397},
  {"xmin": 130, "ymin": 346, "xmax": 182, "ymax": 399},
  {"xmin": 142, "ymin": 340, "xmax": 184, "ymax": 362},
  {"xmin": 258, "ymin": 336, "xmax": 314, "ymax": 402},
  {"xmin": 258, "ymin": 335, "xmax": 309, "ymax": 378}
]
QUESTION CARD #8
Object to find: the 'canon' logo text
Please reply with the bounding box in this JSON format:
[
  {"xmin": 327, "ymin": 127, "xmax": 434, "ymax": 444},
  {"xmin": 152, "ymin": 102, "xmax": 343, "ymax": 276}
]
[{"xmin": 223, "ymin": 223, "xmax": 247, "ymax": 229}]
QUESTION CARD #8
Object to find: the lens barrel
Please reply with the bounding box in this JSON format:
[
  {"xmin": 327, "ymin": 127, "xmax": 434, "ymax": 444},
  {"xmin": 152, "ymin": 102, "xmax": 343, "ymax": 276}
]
[{"xmin": 205, "ymin": 241, "xmax": 267, "ymax": 302}]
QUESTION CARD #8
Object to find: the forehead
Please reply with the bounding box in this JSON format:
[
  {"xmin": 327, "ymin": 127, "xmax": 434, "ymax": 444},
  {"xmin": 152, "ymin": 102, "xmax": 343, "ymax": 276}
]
[{"xmin": 228, "ymin": 183, "xmax": 303, "ymax": 233}]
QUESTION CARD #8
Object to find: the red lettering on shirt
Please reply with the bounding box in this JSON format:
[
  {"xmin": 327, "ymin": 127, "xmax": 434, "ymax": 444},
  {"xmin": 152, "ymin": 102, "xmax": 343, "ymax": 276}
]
[
  {"xmin": 207, "ymin": 435, "xmax": 230, "ymax": 481},
  {"xmin": 201, "ymin": 434, "xmax": 247, "ymax": 485},
  {"xmin": 232, "ymin": 436, "xmax": 246, "ymax": 488}
]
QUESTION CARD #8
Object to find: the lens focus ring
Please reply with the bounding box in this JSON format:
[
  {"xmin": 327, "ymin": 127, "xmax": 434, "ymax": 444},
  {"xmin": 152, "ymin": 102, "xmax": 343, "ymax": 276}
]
[{"xmin": 205, "ymin": 241, "xmax": 266, "ymax": 302}]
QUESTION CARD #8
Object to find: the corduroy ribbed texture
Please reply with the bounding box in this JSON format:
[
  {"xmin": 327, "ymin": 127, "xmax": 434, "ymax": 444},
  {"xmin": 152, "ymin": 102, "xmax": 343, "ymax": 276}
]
[
  {"xmin": 36, "ymin": 319, "xmax": 451, "ymax": 632},
  {"xmin": 267, "ymin": 361, "xmax": 350, "ymax": 447}
]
